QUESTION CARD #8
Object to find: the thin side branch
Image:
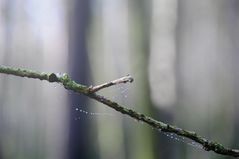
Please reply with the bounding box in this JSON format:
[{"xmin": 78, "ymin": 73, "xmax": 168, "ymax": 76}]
[
  {"xmin": 89, "ymin": 74, "xmax": 133, "ymax": 93},
  {"xmin": 0, "ymin": 65, "xmax": 239, "ymax": 158}
]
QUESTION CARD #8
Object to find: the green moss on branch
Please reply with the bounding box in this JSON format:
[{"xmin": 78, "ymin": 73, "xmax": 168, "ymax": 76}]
[{"xmin": 0, "ymin": 65, "xmax": 239, "ymax": 158}]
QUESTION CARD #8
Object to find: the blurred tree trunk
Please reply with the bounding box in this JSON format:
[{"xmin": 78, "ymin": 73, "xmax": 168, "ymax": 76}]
[
  {"xmin": 89, "ymin": 1, "xmax": 155, "ymax": 159},
  {"xmin": 129, "ymin": 1, "xmax": 155, "ymax": 159},
  {"xmin": 227, "ymin": 0, "xmax": 239, "ymax": 150},
  {"xmin": 67, "ymin": 0, "xmax": 94, "ymax": 158},
  {"xmin": 176, "ymin": 0, "xmax": 235, "ymax": 158},
  {"xmin": 0, "ymin": 0, "xmax": 13, "ymax": 158},
  {"xmin": 149, "ymin": 0, "xmax": 178, "ymax": 158},
  {"xmin": 0, "ymin": 0, "xmax": 68, "ymax": 159},
  {"xmin": 89, "ymin": 1, "xmax": 129, "ymax": 159}
]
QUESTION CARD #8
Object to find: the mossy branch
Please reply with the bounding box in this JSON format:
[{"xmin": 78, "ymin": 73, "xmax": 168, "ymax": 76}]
[{"xmin": 0, "ymin": 65, "xmax": 239, "ymax": 157}]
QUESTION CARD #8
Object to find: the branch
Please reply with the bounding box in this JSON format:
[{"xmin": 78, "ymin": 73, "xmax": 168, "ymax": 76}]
[
  {"xmin": 89, "ymin": 74, "xmax": 133, "ymax": 93},
  {"xmin": 0, "ymin": 65, "xmax": 238, "ymax": 157}
]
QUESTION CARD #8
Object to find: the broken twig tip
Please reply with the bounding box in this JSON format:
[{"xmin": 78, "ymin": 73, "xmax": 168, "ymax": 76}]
[
  {"xmin": 128, "ymin": 76, "xmax": 134, "ymax": 83},
  {"xmin": 89, "ymin": 75, "xmax": 134, "ymax": 93}
]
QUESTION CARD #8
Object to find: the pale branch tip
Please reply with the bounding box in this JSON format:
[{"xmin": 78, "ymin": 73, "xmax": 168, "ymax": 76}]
[
  {"xmin": 0, "ymin": 65, "xmax": 239, "ymax": 158},
  {"xmin": 88, "ymin": 74, "xmax": 134, "ymax": 93}
]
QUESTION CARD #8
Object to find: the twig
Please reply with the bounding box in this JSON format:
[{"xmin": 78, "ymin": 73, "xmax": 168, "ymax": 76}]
[
  {"xmin": 89, "ymin": 74, "xmax": 133, "ymax": 93},
  {"xmin": 0, "ymin": 65, "xmax": 239, "ymax": 157}
]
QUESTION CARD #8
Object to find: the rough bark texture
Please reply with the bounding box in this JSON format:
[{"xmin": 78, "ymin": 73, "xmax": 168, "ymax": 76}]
[{"xmin": 0, "ymin": 65, "xmax": 239, "ymax": 158}]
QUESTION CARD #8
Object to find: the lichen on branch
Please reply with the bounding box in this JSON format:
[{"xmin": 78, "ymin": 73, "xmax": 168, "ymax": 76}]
[{"xmin": 0, "ymin": 65, "xmax": 239, "ymax": 158}]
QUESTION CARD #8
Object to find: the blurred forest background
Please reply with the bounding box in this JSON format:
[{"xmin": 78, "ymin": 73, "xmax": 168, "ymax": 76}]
[{"xmin": 0, "ymin": 0, "xmax": 239, "ymax": 159}]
